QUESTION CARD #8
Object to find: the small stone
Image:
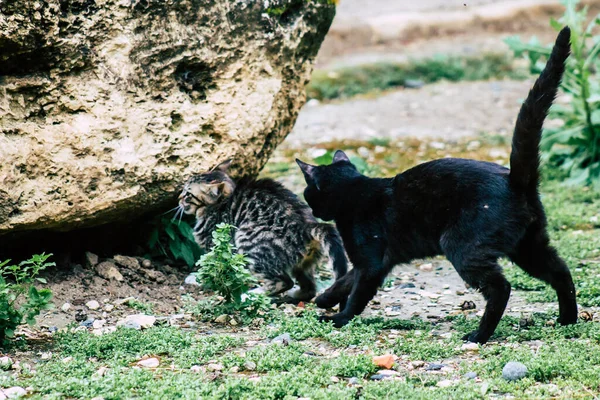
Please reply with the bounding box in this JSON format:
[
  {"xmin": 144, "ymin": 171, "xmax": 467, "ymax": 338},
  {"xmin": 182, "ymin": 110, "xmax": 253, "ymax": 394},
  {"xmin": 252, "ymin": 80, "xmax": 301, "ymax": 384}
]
[
  {"xmin": 143, "ymin": 269, "xmax": 166, "ymax": 283},
  {"xmin": 142, "ymin": 259, "xmax": 152, "ymax": 268},
  {"xmin": 118, "ymin": 314, "xmax": 156, "ymax": 329},
  {"xmin": 80, "ymin": 319, "xmax": 95, "ymax": 328},
  {"xmin": 330, "ymin": 376, "xmax": 340, "ymax": 383},
  {"xmin": 95, "ymin": 262, "xmax": 123, "ymax": 281},
  {"xmin": 122, "ymin": 321, "xmax": 141, "ymax": 330},
  {"xmin": 48, "ymin": 326, "xmax": 58, "ymax": 333},
  {"xmin": 104, "ymin": 304, "xmax": 114, "ymax": 312},
  {"xmin": 398, "ymin": 282, "xmax": 416, "ymax": 289},
  {"xmin": 229, "ymin": 318, "xmax": 238, "ymax": 326},
  {"xmin": 137, "ymin": 358, "xmax": 159, "ymax": 368},
  {"xmin": 519, "ymin": 315, "xmax": 535, "ymax": 328},
  {"xmin": 456, "ymin": 290, "xmax": 465, "ymax": 296},
  {"xmin": 419, "ymin": 263, "xmax": 433, "ymax": 272},
  {"xmin": 86, "ymin": 300, "xmax": 100, "ymax": 310},
  {"xmin": 184, "ymin": 274, "xmax": 200, "ymax": 286},
  {"xmin": 411, "ymin": 360, "xmax": 425, "ymax": 368},
  {"xmin": 377, "ymin": 369, "xmax": 399, "ymax": 376},
  {"xmin": 370, "ymin": 374, "xmax": 385, "ymax": 381},
  {"xmin": 464, "ymin": 372, "xmax": 477, "ymax": 379},
  {"xmin": 372, "ymin": 354, "xmax": 395, "ymax": 369},
  {"xmin": 0, "ymin": 387, "xmax": 26, "ymax": 398},
  {"xmin": 502, "ymin": 361, "xmax": 528, "ymax": 381},
  {"xmin": 243, "ymin": 361, "xmax": 257, "ymax": 371},
  {"xmin": 62, "ymin": 357, "xmax": 73, "ymax": 363},
  {"xmin": 85, "ymin": 252, "xmax": 99, "ymax": 268},
  {"xmin": 190, "ymin": 365, "xmax": 201, "ymax": 373},
  {"xmin": 443, "ymin": 284, "xmax": 450, "ymax": 289},
  {"xmin": 0, "ymin": 356, "xmax": 13, "ymax": 370},
  {"xmin": 272, "ymin": 333, "xmax": 292, "ymax": 345},
  {"xmin": 229, "ymin": 366, "xmax": 240, "ymax": 373},
  {"xmin": 404, "ymin": 79, "xmax": 425, "ymax": 89},
  {"xmin": 348, "ymin": 377, "xmax": 360, "ymax": 385},
  {"xmin": 212, "ymin": 313, "xmax": 230, "ymax": 324},
  {"xmin": 207, "ymin": 363, "xmax": 223, "ymax": 371},
  {"xmin": 436, "ymin": 379, "xmax": 454, "ymax": 388},
  {"xmin": 461, "ymin": 343, "xmax": 479, "ymax": 352},
  {"xmin": 113, "ymin": 255, "xmax": 141, "ymax": 270},
  {"xmin": 426, "ymin": 363, "xmax": 445, "ymax": 371},
  {"xmin": 545, "ymin": 320, "xmax": 555, "ymax": 327},
  {"xmin": 61, "ymin": 303, "xmax": 72, "ymax": 312},
  {"xmin": 92, "ymin": 319, "xmax": 106, "ymax": 329}
]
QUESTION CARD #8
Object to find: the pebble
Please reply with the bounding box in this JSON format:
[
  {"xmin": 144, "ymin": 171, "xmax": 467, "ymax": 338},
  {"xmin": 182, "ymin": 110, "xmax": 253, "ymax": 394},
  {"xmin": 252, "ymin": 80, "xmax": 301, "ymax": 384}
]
[
  {"xmin": 436, "ymin": 379, "xmax": 454, "ymax": 388},
  {"xmin": 118, "ymin": 314, "xmax": 156, "ymax": 329},
  {"xmin": 80, "ymin": 319, "xmax": 95, "ymax": 328},
  {"xmin": 461, "ymin": 343, "xmax": 479, "ymax": 352},
  {"xmin": 502, "ymin": 361, "xmax": 528, "ymax": 381},
  {"xmin": 229, "ymin": 366, "xmax": 240, "ymax": 373},
  {"xmin": 464, "ymin": 372, "xmax": 477, "ymax": 379},
  {"xmin": 330, "ymin": 376, "xmax": 340, "ymax": 383},
  {"xmin": 122, "ymin": 321, "xmax": 142, "ymax": 330},
  {"xmin": 456, "ymin": 290, "xmax": 465, "ymax": 296},
  {"xmin": 48, "ymin": 326, "xmax": 58, "ymax": 333},
  {"xmin": 85, "ymin": 252, "xmax": 99, "ymax": 268},
  {"xmin": 272, "ymin": 333, "xmax": 292, "ymax": 345},
  {"xmin": 243, "ymin": 361, "xmax": 257, "ymax": 371},
  {"xmin": 377, "ymin": 369, "xmax": 399, "ymax": 377},
  {"xmin": 142, "ymin": 259, "xmax": 152, "ymax": 268},
  {"xmin": 426, "ymin": 363, "xmax": 445, "ymax": 371},
  {"xmin": 398, "ymin": 282, "xmax": 416, "ymax": 289},
  {"xmin": 92, "ymin": 319, "xmax": 106, "ymax": 329},
  {"xmin": 0, "ymin": 387, "xmax": 26, "ymax": 398},
  {"xmin": 214, "ymin": 314, "xmax": 229, "ymax": 324},
  {"xmin": 410, "ymin": 360, "xmax": 425, "ymax": 368},
  {"xmin": 137, "ymin": 358, "xmax": 160, "ymax": 368},
  {"xmin": 419, "ymin": 263, "xmax": 433, "ymax": 272},
  {"xmin": 61, "ymin": 303, "xmax": 72, "ymax": 312},
  {"xmin": 370, "ymin": 374, "xmax": 385, "ymax": 381},
  {"xmin": 113, "ymin": 255, "xmax": 140, "ymax": 270},
  {"xmin": 86, "ymin": 300, "xmax": 100, "ymax": 310},
  {"xmin": 104, "ymin": 304, "xmax": 114, "ymax": 312},
  {"xmin": 95, "ymin": 261, "xmax": 124, "ymax": 281},
  {"xmin": 184, "ymin": 274, "xmax": 200, "ymax": 286},
  {"xmin": 190, "ymin": 365, "xmax": 201, "ymax": 373},
  {"xmin": 348, "ymin": 377, "xmax": 360, "ymax": 385},
  {"xmin": 0, "ymin": 356, "xmax": 12, "ymax": 370},
  {"xmin": 443, "ymin": 284, "xmax": 450, "ymax": 289},
  {"xmin": 404, "ymin": 79, "xmax": 425, "ymax": 89},
  {"xmin": 207, "ymin": 363, "xmax": 224, "ymax": 372}
]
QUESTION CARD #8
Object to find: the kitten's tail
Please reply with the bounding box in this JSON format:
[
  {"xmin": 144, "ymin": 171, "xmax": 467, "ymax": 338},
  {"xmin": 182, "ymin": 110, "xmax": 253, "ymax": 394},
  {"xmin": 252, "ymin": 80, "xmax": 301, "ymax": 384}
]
[
  {"xmin": 311, "ymin": 223, "xmax": 348, "ymax": 280},
  {"xmin": 509, "ymin": 26, "xmax": 570, "ymax": 192}
]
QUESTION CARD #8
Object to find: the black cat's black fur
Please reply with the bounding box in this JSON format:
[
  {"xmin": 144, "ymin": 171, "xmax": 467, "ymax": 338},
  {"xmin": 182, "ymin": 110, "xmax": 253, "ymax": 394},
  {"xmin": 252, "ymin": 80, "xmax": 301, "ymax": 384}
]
[{"xmin": 296, "ymin": 27, "xmax": 577, "ymax": 344}]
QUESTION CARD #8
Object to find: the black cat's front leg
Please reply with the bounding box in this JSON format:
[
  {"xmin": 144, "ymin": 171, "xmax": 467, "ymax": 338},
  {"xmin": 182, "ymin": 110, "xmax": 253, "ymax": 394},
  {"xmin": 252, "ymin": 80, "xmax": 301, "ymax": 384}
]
[{"xmin": 320, "ymin": 251, "xmax": 387, "ymax": 328}]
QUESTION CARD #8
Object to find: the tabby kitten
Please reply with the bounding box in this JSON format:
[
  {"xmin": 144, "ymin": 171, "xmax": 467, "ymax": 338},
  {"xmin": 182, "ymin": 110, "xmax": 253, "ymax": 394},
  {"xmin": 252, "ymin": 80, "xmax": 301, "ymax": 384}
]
[
  {"xmin": 296, "ymin": 27, "xmax": 577, "ymax": 343},
  {"xmin": 178, "ymin": 160, "xmax": 348, "ymax": 302}
]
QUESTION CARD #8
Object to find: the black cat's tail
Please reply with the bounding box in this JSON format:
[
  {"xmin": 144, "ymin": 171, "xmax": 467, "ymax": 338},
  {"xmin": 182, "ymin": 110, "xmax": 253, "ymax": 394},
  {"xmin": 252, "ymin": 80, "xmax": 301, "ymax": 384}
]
[
  {"xmin": 311, "ymin": 223, "xmax": 348, "ymax": 280},
  {"xmin": 509, "ymin": 26, "xmax": 570, "ymax": 192}
]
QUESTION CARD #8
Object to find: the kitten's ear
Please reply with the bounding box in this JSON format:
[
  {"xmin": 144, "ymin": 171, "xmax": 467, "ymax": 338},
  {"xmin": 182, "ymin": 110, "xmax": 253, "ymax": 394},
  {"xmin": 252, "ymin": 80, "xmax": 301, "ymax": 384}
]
[
  {"xmin": 332, "ymin": 150, "xmax": 350, "ymax": 163},
  {"xmin": 214, "ymin": 159, "xmax": 232, "ymax": 173},
  {"xmin": 219, "ymin": 181, "xmax": 234, "ymax": 198}
]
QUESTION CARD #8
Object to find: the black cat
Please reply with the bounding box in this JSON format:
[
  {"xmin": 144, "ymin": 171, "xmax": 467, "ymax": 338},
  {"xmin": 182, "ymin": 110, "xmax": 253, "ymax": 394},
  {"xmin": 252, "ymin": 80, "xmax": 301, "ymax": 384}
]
[{"xmin": 296, "ymin": 27, "xmax": 577, "ymax": 344}]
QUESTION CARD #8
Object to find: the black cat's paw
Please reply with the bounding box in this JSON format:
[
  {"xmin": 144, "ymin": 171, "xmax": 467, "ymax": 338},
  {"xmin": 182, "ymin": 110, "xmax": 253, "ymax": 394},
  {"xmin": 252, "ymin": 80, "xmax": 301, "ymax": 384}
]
[
  {"xmin": 558, "ymin": 314, "xmax": 578, "ymax": 326},
  {"xmin": 315, "ymin": 293, "xmax": 339, "ymax": 309},
  {"xmin": 462, "ymin": 330, "xmax": 489, "ymax": 344},
  {"xmin": 319, "ymin": 313, "xmax": 351, "ymax": 328}
]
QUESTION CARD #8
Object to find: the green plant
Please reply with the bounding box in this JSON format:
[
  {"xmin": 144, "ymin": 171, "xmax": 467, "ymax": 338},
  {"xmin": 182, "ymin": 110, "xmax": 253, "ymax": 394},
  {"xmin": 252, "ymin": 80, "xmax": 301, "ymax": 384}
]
[
  {"xmin": 505, "ymin": 0, "xmax": 600, "ymax": 187},
  {"xmin": 0, "ymin": 254, "xmax": 54, "ymax": 343},
  {"xmin": 186, "ymin": 223, "xmax": 271, "ymax": 323},
  {"xmin": 147, "ymin": 215, "xmax": 202, "ymax": 268},
  {"xmin": 194, "ymin": 223, "xmax": 256, "ymax": 303}
]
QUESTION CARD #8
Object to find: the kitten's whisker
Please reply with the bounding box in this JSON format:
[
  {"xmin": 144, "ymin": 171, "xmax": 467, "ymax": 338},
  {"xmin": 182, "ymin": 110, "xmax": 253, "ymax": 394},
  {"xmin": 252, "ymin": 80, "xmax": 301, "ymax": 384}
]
[{"xmin": 162, "ymin": 206, "xmax": 180, "ymax": 216}]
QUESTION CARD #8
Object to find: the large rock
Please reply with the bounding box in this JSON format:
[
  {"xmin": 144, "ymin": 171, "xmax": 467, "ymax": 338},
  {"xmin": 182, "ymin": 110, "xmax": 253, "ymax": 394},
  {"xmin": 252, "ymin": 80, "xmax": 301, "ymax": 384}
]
[{"xmin": 0, "ymin": 0, "xmax": 335, "ymax": 235}]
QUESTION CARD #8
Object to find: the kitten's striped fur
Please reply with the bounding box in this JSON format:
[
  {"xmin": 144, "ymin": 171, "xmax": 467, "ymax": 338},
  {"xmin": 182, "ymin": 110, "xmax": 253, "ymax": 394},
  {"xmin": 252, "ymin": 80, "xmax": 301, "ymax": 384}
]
[{"xmin": 178, "ymin": 160, "xmax": 348, "ymax": 301}]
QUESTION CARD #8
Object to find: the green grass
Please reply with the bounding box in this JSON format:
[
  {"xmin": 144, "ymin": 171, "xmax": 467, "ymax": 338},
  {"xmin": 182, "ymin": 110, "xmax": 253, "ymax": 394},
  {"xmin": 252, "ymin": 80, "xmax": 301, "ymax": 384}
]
[{"xmin": 306, "ymin": 53, "xmax": 530, "ymax": 101}]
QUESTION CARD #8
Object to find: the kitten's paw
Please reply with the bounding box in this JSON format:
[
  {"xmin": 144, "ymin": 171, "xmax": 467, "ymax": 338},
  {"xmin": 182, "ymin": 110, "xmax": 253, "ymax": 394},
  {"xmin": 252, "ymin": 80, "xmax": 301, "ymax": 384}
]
[
  {"xmin": 318, "ymin": 313, "xmax": 351, "ymax": 328},
  {"xmin": 462, "ymin": 330, "xmax": 489, "ymax": 344}
]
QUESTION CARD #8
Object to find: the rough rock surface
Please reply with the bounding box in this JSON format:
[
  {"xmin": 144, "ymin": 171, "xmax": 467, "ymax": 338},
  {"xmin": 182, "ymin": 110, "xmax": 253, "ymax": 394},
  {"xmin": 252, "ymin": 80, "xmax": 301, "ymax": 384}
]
[{"xmin": 0, "ymin": 0, "xmax": 335, "ymax": 235}]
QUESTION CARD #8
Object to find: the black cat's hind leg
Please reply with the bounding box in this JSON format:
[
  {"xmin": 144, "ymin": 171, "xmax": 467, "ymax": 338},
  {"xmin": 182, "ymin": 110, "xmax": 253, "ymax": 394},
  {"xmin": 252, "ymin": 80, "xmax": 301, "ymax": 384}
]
[
  {"xmin": 315, "ymin": 269, "xmax": 355, "ymax": 309},
  {"xmin": 449, "ymin": 252, "xmax": 511, "ymax": 344},
  {"xmin": 511, "ymin": 228, "xmax": 577, "ymax": 325}
]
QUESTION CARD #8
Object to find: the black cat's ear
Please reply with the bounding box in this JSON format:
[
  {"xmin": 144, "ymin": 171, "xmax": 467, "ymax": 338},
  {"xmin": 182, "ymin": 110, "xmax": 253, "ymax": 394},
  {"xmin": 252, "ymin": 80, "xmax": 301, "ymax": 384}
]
[
  {"xmin": 214, "ymin": 159, "xmax": 232, "ymax": 173},
  {"xmin": 332, "ymin": 150, "xmax": 350, "ymax": 163},
  {"xmin": 296, "ymin": 159, "xmax": 316, "ymax": 180}
]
